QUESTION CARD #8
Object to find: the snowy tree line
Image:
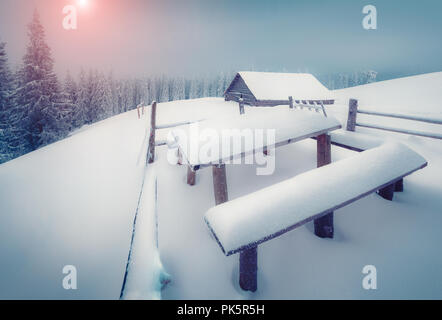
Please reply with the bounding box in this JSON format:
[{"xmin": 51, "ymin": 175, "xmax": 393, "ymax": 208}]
[
  {"xmin": 0, "ymin": 12, "xmax": 234, "ymax": 164},
  {"xmin": 0, "ymin": 10, "xmax": 377, "ymax": 164},
  {"xmin": 318, "ymin": 70, "xmax": 377, "ymax": 90}
]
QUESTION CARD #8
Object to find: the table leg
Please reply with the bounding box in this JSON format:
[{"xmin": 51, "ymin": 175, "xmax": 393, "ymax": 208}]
[
  {"xmin": 212, "ymin": 164, "xmax": 228, "ymax": 205},
  {"xmin": 314, "ymin": 134, "xmax": 334, "ymax": 238},
  {"xmin": 187, "ymin": 166, "xmax": 196, "ymax": 186},
  {"xmin": 240, "ymin": 246, "xmax": 258, "ymax": 292}
]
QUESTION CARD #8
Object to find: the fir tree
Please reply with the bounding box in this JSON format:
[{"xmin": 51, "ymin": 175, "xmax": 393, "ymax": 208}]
[
  {"xmin": 0, "ymin": 41, "xmax": 30, "ymax": 162},
  {"xmin": 15, "ymin": 10, "xmax": 65, "ymax": 149},
  {"xmin": 0, "ymin": 40, "xmax": 13, "ymax": 162},
  {"xmin": 74, "ymin": 69, "xmax": 89, "ymax": 127},
  {"xmin": 64, "ymin": 71, "xmax": 78, "ymax": 104}
]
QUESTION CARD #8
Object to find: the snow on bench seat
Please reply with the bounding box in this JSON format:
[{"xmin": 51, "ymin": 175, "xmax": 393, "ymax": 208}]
[
  {"xmin": 329, "ymin": 129, "xmax": 385, "ymax": 152},
  {"xmin": 171, "ymin": 108, "xmax": 341, "ymax": 167},
  {"xmin": 205, "ymin": 142, "xmax": 427, "ymax": 256}
]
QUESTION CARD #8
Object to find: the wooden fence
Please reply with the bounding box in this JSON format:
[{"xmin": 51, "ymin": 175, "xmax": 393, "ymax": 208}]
[{"xmin": 347, "ymin": 99, "xmax": 442, "ymax": 140}]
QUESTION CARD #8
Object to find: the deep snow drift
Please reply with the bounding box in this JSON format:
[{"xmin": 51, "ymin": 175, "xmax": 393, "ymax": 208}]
[{"xmin": 1, "ymin": 72, "xmax": 442, "ymax": 299}]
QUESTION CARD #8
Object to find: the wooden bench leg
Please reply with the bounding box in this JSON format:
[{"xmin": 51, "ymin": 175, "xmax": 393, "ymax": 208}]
[
  {"xmin": 379, "ymin": 183, "xmax": 395, "ymax": 201},
  {"xmin": 240, "ymin": 246, "xmax": 257, "ymax": 292},
  {"xmin": 212, "ymin": 164, "xmax": 228, "ymax": 205},
  {"xmin": 395, "ymin": 179, "xmax": 404, "ymax": 192},
  {"xmin": 263, "ymin": 146, "xmax": 268, "ymax": 156},
  {"xmin": 187, "ymin": 166, "xmax": 196, "ymax": 186},
  {"xmin": 314, "ymin": 134, "xmax": 334, "ymax": 238},
  {"xmin": 314, "ymin": 212, "xmax": 334, "ymax": 238}
]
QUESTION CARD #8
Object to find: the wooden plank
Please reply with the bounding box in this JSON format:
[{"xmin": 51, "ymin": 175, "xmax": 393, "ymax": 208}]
[
  {"xmin": 329, "ymin": 140, "xmax": 364, "ymax": 152},
  {"xmin": 356, "ymin": 122, "xmax": 442, "ymax": 140},
  {"xmin": 212, "ymin": 164, "xmax": 228, "ymax": 205},
  {"xmin": 315, "ymin": 134, "xmax": 333, "ymax": 238},
  {"xmin": 346, "ymin": 99, "xmax": 358, "ymax": 131},
  {"xmin": 255, "ymin": 99, "xmax": 290, "ymax": 107},
  {"xmin": 311, "ymin": 136, "xmax": 365, "ymax": 152},
  {"xmin": 358, "ymin": 109, "xmax": 442, "ymax": 125},
  {"xmin": 147, "ymin": 101, "xmax": 157, "ymax": 164}
]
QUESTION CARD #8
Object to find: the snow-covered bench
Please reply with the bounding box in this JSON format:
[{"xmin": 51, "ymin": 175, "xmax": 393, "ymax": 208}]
[
  {"xmin": 204, "ymin": 142, "xmax": 427, "ymax": 292},
  {"xmin": 329, "ymin": 129, "xmax": 384, "ymax": 152}
]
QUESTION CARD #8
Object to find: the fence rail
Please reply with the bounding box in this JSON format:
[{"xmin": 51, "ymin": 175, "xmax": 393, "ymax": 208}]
[
  {"xmin": 358, "ymin": 109, "xmax": 442, "ymax": 125},
  {"xmin": 347, "ymin": 99, "xmax": 442, "ymax": 140},
  {"xmin": 356, "ymin": 122, "xmax": 442, "ymax": 140}
]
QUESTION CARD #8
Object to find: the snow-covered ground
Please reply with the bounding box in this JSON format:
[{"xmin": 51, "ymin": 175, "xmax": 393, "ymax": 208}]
[
  {"xmin": 0, "ymin": 111, "xmax": 148, "ymax": 299},
  {"xmin": 1, "ymin": 72, "xmax": 442, "ymax": 299}
]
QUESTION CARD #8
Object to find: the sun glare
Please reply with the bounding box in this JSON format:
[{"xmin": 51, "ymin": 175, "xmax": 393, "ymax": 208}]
[{"xmin": 77, "ymin": 0, "xmax": 89, "ymax": 8}]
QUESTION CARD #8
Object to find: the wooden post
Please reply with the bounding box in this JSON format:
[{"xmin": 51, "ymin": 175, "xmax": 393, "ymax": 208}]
[
  {"xmin": 147, "ymin": 101, "xmax": 157, "ymax": 164},
  {"xmin": 177, "ymin": 149, "xmax": 183, "ymax": 166},
  {"xmin": 379, "ymin": 183, "xmax": 395, "ymax": 201},
  {"xmin": 395, "ymin": 179, "xmax": 404, "ymax": 192},
  {"xmin": 347, "ymin": 99, "xmax": 358, "ymax": 132},
  {"xmin": 239, "ymin": 98, "xmax": 245, "ymax": 115},
  {"xmin": 212, "ymin": 164, "xmax": 228, "ymax": 205},
  {"xmin": 289, "ymin": 96, "xmax": 294, "ymax": 109},
  {"xmin": 239, "ymin": 246, "xmax": 258, "ymax": 292},
  {"xmin": 314, "ymin": 134, "xmax": 334, "ymax": 238},
  {"xmin": 187, "ymin": 166, "xmax": 196, "ymax": 186}
]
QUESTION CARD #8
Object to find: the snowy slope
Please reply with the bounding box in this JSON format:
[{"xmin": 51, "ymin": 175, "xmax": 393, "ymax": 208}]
[
  {"xmin": 1, "ymin": 73, "xmax": 442, "ymax": 299},
  {"xmin": 332, "ymin": 72, "xmax": 442, "ymax": 140},
  {"xmin": 0, "ymin": 110, "xmax": 149, "ymax": 299},
  {"xmin": 334, "ymin": 72, "xmax": 442, "ymax": 116}
]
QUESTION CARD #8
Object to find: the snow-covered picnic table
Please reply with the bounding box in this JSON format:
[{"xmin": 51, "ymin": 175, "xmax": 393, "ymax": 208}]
[{"xmin": 171, "ymin": 109, "xmax": 342, "ymax": 204}]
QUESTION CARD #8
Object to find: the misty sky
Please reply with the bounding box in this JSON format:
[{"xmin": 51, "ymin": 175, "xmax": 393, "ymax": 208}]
[{"xmin": 0, "ymin": 0, "xmax": 441, "ymax": 78}]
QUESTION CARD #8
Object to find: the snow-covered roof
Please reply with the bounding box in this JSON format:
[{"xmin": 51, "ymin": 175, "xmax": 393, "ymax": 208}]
[{"xmin": 238, "ymin": 71, "xmax": 334, "ymax": 101}]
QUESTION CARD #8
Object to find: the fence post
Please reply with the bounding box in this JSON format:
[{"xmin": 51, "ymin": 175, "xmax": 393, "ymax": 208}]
[
  {"xmin": 314, "ymin": 134, "xmax": 334, "ymax": 238},
  {"xmin": 239, "ymin": 98, "xmax": 245, "ymax": 115},
  {"xmin": 347, "ymin": 98, "xmax": 358, "ymax": 131},
  {"xmin": 239, "ymin": 246, "xmax": 258, "ymax": 292},
  {"xmin": 289, "ymin": 96, "xmax": 294, "ymax": 109},
  {"xmin": 147, "ymin": 101, "xmax": 157, "ymax": 164}
]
